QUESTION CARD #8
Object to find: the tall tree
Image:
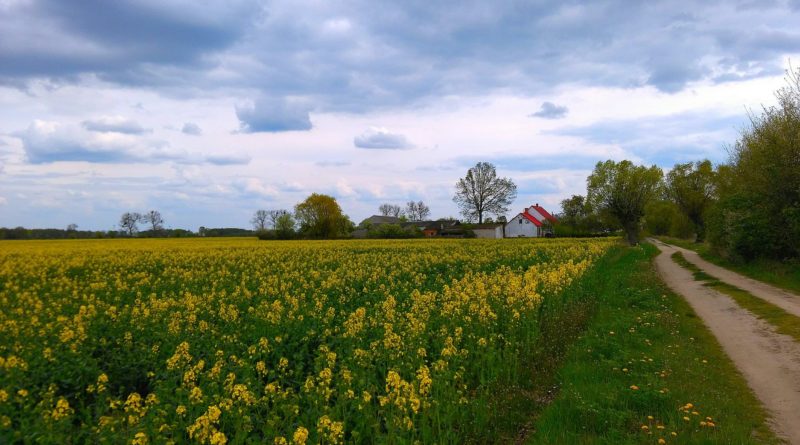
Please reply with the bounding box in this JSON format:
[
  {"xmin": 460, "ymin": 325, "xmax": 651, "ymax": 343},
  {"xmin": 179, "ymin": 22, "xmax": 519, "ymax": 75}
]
[
  {"xmin": 268, "ymin": 210, "xmax": 289, "ymax": 228},
  {"xmin": 143, "ymin": 210, "xmax": 164, "ymax": 233},
  {"xmin": 707, "ymin": 67, "xmax": 800, "ymax": 259},
  {"xmin": 666, "ymin": 160, "xmax": 716, "ymax": 242},
  {"xmin": 274, "ymin": 212, "xmax": 296, "ymax": 239},
  {"xmin": 378, "ymin": 203, "xmax": 402, "ymax": 217},
  {"xmin": 294, "ymin": 193, "xmax": 352, "ymax": 239},
  {"xmin": 404, "ymin": 201, "xmax": 431, "ymax": 221},
  {"xmin": 251, "ymin": 210, "xmax": 269, "ymax": 231},
  {"xmin": 119, "ymin": 212, "xmax": 142, "ymax": 237},
  {"xmin": 559, "ymin": 195, "xmax": 587, "ymax": 227},
  {"xmin": 453, "ymin": 162, "xmax": 517, "ymax": 223},
  {"xmin": 587, "ymin": 160, "xmax": 663, "ymax": 245}
]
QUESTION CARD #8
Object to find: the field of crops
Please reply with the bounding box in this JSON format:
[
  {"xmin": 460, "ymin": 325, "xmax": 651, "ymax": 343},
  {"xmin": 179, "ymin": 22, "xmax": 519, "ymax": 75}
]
[{"xmin": 0, "ymin": 237, "xmax": 613, "ymax": 444}]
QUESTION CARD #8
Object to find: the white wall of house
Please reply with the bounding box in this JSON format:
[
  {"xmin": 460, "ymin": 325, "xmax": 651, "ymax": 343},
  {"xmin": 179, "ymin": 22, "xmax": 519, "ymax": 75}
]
[
  {"xmin": 473, "ymin": 226, "xmax": 504, "ymax": 239},
  {"xmin": 504, "ymin": 213, "xmax": 540, "ymax": 238}
]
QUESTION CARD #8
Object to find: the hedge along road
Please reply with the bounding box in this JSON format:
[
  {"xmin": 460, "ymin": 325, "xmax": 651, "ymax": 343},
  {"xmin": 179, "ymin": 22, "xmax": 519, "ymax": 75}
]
[{"xmin": 651, "ymin": 240, "xmax": 800, "ymax": 444}]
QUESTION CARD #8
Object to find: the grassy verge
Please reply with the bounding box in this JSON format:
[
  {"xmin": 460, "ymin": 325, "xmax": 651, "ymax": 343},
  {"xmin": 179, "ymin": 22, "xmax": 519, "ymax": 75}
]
[
  {"xmin": 657, "ymin": 236, "xmax": 800, "ymax": 295},
  {"xmin": 671, "ymin": 251, "xmax": 800, "ymax": 343},
  {"xmin": 526, "ymin": 243, "xmax": 779, "ymax": 445}
]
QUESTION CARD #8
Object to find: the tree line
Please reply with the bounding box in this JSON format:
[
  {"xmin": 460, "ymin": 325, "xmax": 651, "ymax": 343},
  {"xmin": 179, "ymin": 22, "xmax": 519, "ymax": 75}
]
[{"xmin": 560, "ymin": 67, "xmax": 800, "ymax": 262}]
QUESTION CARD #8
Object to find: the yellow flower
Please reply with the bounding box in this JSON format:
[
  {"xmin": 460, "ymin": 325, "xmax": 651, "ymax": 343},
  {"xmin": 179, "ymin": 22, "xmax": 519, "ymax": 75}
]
[{"xmin": 292, "ymin": 426, "xmax": 309, "ymax": 445}]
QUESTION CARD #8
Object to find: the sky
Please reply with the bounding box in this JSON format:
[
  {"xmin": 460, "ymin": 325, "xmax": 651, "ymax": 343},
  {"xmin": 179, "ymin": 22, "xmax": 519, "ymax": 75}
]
[{"xmin": 1, "ymin": 0, "xmax": 799, "ymax": 230}]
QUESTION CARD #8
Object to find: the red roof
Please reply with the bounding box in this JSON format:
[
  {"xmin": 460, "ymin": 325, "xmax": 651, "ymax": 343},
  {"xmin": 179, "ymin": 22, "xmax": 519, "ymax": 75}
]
[
  {"xmin": 521, "ymin": 211, "xmax": 543, "ymax": 227},
  {"xmin": 532, "ymin": 205, "xmax": 558, "ymax": 223}
]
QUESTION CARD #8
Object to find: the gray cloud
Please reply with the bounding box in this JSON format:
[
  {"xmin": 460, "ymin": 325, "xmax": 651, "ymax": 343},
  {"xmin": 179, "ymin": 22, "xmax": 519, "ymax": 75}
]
[
  {"xmin": 204, "ymin": 154, "xmax": 250, "ymax": 165},
  {"xmin": 0, "ymin": 0, "xmax": 259, "ymax": 85},
  {"xmin": 354, "ymin": 127, "xmax": 412, "ymax": 149},
  {"xmin": 235, "ymin": 97, "xmax": 313, "ymax": 133},
  {"xmin": 181, "ymin": 122, "xmax": 202, "ymax": 135},
  {"xmin": 315, "ymin": 160, "xmax": 351, "ymax": 167},
  {"xmin": 530, "ymin": 102, "xmax": 569, "ymax": 119},
  {"xmin": 2, "ymin": 0, "xmax": 798, "ymax": 107},
  {"xmin": 82, "ymin": 116, "xmax": 149, "ymax": 134}
]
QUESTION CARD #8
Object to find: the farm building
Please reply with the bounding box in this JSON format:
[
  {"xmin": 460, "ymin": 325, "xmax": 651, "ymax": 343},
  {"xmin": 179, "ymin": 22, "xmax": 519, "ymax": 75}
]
[
  {"xmin": 471, "ymin": 223, "xmax": 505, "ymax": 239},
  {"xmin": 504, "ymin": 204, "xmax": 557, "ymax": 238}
]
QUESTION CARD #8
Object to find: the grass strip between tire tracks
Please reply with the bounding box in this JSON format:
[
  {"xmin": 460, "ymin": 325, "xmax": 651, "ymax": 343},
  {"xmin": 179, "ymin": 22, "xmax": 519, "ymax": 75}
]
[{"xmin": 671, "ymin": 251, "xmax": 800, "ymax": 344}]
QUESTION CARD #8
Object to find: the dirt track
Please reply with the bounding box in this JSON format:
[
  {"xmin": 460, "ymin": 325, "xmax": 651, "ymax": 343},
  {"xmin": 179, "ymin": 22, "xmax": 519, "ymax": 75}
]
[
  {"xmin": 663, "ymin": 242, "xmax": 800, "ymax": 317},
  {"xmin": 652, "ymin": 241, "xmax": 800, "ymax": 444}
]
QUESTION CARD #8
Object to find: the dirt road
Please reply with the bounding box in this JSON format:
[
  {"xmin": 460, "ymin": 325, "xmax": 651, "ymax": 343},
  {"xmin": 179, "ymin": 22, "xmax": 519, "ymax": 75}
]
[
  {"xmin": 652, "ymin": 241, "xmax": 800, "ymax": 444},
  {"xmin": 658, "ymin": 241, "xmax": 800, "ymax": 317}
]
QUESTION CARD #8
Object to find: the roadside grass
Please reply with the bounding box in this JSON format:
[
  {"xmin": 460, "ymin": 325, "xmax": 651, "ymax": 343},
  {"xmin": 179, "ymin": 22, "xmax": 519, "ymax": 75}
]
[
  {"xmin": 672, "ymin": 251, "xmax": 800, "ymax": 343},
  {"xmin": 657, "ymin": 236, "xmax": 800, "ymax": 295},
  {"xmin": 527, "ymin": 243, "xmax": 779, "ymax": 445}
]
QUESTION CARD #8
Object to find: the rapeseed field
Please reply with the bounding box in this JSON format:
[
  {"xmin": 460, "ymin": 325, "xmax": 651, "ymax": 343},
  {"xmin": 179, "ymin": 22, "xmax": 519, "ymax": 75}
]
[{"xmin": 0, "ymin": 237, "xmax": 613, "ymax": 444}]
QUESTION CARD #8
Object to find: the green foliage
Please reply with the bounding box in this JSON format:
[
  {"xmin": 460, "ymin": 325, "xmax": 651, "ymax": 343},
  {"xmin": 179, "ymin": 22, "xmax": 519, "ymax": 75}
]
[
  {"xmin": 707, "ymin": 68, "xmax": 800, "ymax": 260},
  {"xmin": 643, "ymin": 200, "xmax": 694, "ymax": 238},
  {"xmin": 666, "ymin": 160, "xmax": 717, "ymax": 242},
  {"xmin": 294, "ymin": 193, "xmax": 353, "ymax": 239},
  {"xmin": 366, "ymin": 223, "xmax": 422, "ymax": 239},
  {"xmin": 587, "ymin": 160, "xmax": 664, "ymax": 245}
]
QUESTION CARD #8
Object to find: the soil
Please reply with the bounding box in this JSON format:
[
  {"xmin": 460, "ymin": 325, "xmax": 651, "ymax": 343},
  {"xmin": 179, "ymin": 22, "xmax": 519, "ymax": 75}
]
[
  {"xmin": 652, "ymin": 240, "xmax": 800, "ymax": 444},
  {"xmin": 663, "ymin": 241, "xmax": 800, "ymax": 317}
]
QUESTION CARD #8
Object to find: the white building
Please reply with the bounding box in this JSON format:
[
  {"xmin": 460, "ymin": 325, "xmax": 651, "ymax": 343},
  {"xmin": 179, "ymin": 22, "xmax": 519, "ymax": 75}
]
[
  {"xmin": 504, "ymin": 204, "xmax": 557, "ymax": 238},
  {"xmin": 472, "ymin": 224, "xmax": 504, "ymax": 239}
]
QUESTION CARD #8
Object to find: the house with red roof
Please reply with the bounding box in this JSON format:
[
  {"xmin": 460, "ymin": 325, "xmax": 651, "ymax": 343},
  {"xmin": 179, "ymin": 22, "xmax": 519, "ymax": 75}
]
[{"xmin": 504, "ymin": 203, "xmax": 558, "ymax": 238}]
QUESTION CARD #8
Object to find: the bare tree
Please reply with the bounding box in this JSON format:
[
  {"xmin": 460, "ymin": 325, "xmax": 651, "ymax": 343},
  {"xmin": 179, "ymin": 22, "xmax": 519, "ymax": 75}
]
[
  {"xmin": 66, "ymin": 223, "xmax": 78, "ymax": 232},
  {"xmin": 453, "ymin": 162, "xmax": 517, "ymax": 223},
  {"xmin": 378, "ymin": 203, "xmax": 402, "ymax": 217},
  {"xmin": 251, "ymin": 210, "xmax": 269, "ymax": 231},
  {"xmin": 268, "ymin": 210, "xmax": 289, "ymax": 228},
  {"xmin": 405, "ymin": 201, "xmax": 431, "ymax": 221},
  {"xmin": 143, "ymin": 210, "xmax": 164, "ymax": 233},
  {"xmin": 119, "ymin": 212, "xmax": 142, "ymax": 236}
]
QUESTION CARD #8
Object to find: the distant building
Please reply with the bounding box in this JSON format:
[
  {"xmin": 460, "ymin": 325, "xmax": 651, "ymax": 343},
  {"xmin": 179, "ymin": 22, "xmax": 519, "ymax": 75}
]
[
  {"xmin": 402, "ymin": 220, "xmax": 460, "ymax": 237},
  {"xmin": 359, "ymin": 215, "xmax": 402, "ymax": 226},
  {"xmin": 504, "ymin": 203, "xmax": 557, "ymax": 238},
  {"xmin": 471, "ymin": 223, "xmax": 505, "ymax": 239}
]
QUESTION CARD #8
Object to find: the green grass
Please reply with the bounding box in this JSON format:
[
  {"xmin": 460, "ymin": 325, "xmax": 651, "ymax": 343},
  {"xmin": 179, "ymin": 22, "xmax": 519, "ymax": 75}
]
[
  {"xmin": 671, "ymin": 251, "xmax": 800, "ymax": 344},
  {"xmin": 526, "ymin": 243, "xmax": 779, "ymax": 445},
  {"xmin": 657, "ymin": 236, "xmax": 800, "ymax": 295}
]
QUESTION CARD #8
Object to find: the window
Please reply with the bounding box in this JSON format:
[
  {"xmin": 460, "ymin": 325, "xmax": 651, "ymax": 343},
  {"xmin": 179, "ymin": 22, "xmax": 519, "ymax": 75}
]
[{"xmin": 518, "ymin": 219, "xmax": 522, "ymax": 224}]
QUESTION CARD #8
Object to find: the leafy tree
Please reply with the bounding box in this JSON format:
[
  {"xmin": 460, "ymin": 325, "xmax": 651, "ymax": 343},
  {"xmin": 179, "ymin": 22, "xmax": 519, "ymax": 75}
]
[
  {"xmin": 453, "ymin": 162, "xmax": 517, "ymax": 223},
  {"xmin": 404, "ymin": 201, "xmax": 431, "ymax": 221},
  {"xmin": 251, "ymin": 210, "xmax": 269, "ymax": 231},
  {"xmin": 268, "ymin": 210, "xmax": 289, "ymax": 228},
  {"xmin": 707, "ymin": 69, "xmax": 800, "ymax": 259},
  {"xmin": 378, "ymin": 203, "xmax": 402, "ymax": 217},
  {"xmin": 119, "ymin": 212, "xmax": 142, "ymax": 237},
  {"xmin": 587, "ymin": 160, "xmax": 663, "ymax": 245},
  {"xmin": 559, "ymin": 195, "xmax": 588, "ymax": 227},
  {"xmin": 143, "ymin": 210, "xmax": 164, "ymax": 233},
  {"xmin": 294, "ymin": 193, "xmax": 351, "ymax": 239},
  {"xmin": 274, "ymin": 212, "xmax": 296, "ymax": 239},
  {"xmin": 66, "ymin": 223, "xmax": 78, "ymax": 232},
  {"xmin": 666, "ymin": 160, "xmax": 716, "ymax": 242},
  {"xmin": 643, "ymin": 200, "xmax": 693, "ymax": 238}
]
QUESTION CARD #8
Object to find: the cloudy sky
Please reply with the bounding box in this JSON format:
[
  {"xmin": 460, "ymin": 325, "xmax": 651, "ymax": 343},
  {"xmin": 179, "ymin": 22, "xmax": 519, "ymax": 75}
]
[{"xmin": 1, "ymin": 0, "xmax": 799, "ymax": 230}]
